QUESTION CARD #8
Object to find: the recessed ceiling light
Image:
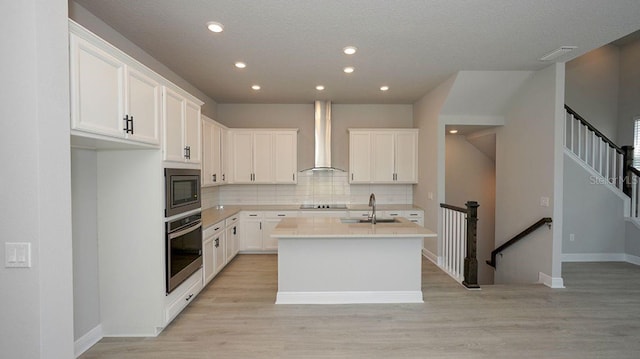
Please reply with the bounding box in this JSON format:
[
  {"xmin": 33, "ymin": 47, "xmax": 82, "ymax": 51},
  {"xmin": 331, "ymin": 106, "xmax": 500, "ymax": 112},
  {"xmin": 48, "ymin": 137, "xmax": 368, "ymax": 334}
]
[
  {"xmin": 343, "ymin": 66, "xmax": 355, "ymax": 74},
  {"xmin": 343, "ymin": 46, "xmax": 357, "ymax": 55},
  {"xmin": 316, "ymin": 85, "xmax": 325, "ymax": 91},
  {"xmin": 539, "ymin": 46, "xmax": 577, "ymax": 61},
  {"xmin": 449, "ymin": 129, "xmax": 458, "ymax": 134},
  {"xmin": 380, "ymin": 86, "xmax": 389, "ymax": 91},
  {"xmin": 235, "ymin": 62, "xmax": 246, "ymax": 69},
  {"xmin": 251, "ymin": 85, "xmax": 261, "ymax": 90},
  {"xmin": 206, "ymin": 21, "xmax": 224, "ymax": 33}
]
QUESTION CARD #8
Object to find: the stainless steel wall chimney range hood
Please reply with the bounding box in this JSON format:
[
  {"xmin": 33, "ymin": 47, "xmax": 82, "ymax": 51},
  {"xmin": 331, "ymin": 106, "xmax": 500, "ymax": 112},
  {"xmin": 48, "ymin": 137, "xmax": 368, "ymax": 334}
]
[{"xmin": 301, "ymin": 100, "xmax": 344, "ymax": 172}]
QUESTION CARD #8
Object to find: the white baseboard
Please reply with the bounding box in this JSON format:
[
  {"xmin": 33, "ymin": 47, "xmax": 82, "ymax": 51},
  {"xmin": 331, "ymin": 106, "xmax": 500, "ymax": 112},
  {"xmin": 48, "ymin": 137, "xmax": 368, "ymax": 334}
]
[
  {"xmin": 538, "ymin": 272, "xmax": 565, "ymax": 289},
  {"xmin": 422, "ymin": 248, "xmax": 438, "ymax": 264},
  {"xmin": 562, "ymin": 253, "xmax": 627, "ymax": 262},
  {"xmin": 275, "ymin": 291, "xmax": 424, "ymax": 304},
  {"xmin": 74, "ymin": 324, "xmax": 103, "ymax": 358}
]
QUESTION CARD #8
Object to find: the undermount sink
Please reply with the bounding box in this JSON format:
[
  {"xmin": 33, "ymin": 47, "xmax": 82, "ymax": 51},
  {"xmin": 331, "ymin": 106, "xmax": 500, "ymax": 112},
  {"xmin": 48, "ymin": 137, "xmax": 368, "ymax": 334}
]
[{"xmin": 340, "ymin": 218, "xmax": 400, "ymax": 224}]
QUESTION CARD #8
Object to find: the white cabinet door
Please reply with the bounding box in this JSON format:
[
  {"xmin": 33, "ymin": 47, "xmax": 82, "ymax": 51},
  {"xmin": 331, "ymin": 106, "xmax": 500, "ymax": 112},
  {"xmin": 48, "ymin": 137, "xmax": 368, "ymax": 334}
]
[
  {"xmin": 213, "ymin": 232, "xmax": 226, "ymax": 274},
  {"xmin": 163, "ymin": 87, "xmax": 185, "ymax": 162},
  {"xmin": 226, "ymin": 222, "xmax": 239, "ymax": 261},
  {"xmin": 212, "ymin": 124, "xmax": 223, "ymax": 184},
  {"xmin": 394, "ymin": 131, "xmax": 418, "ymax": 183},
  {"xmin": 201, "ymin": 119, "xmax": 215, "ymax": 186},
  {"xmin": 70, "ymin": 33, "xmax": 125, "ymax": 138},
  {"xmin": 241, "ymin": 217, "xmax": 263, "ymax": 251},
  {"xmin": 184, "ymin": 100, "xmax": 201, "ymax": 164},
  {"xmin": 349, "ymin": 131, "xmax": 372, "ymax": 183},
  {"xmin": 219, "ymin": 127, "xmax": 228, "ymax": 184},
  {"xmin": 253, "ymin": 132, "xmax": 274, "ymax": 183},
  {"xmin": 372, "ymin": 132, "xmax": 395, "ymax": 183},
  {"xmin": 230, "ymin": 131, "xmax": 254, "ymax": 183},
  {"xmin": 273, "ymin": 131, "xmax": 297, "ymax": 184},
  {"xmin": 203, "ymin": 237, "xmax": 215, "ymax": 285},
  {"xmin": 125, "ymin": 66, "xmax": 161, "ymax": 145},
  {"xmin": 262, "ymin": 219, "xmax": 279, "ymax": 250},
  {"xmin": 162, "ymin": 87, "xmax": 202, "ymax": 165}
]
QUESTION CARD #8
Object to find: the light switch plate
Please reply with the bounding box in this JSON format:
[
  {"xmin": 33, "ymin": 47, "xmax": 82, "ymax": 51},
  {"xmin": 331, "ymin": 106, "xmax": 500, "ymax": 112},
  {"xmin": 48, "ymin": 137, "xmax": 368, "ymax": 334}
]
[{"xmin": 5, "ymin": 242, "xmax": 31, "ymax": 268}]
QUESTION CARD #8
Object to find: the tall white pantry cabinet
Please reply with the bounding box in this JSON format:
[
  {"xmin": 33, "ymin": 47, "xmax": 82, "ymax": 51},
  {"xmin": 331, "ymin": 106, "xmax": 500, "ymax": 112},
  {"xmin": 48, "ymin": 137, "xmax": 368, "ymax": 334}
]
[{"xmin": 69, "ymin": 20, "xmax": 204, "ymax": 337}]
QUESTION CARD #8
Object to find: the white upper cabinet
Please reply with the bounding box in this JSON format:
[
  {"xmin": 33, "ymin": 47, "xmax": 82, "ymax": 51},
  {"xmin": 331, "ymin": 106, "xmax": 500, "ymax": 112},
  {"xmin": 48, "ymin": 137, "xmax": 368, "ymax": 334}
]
[
  {"xmin": 273, "ymin": 131, "xmax": 298, "ymax": 184},
  {"xmin": 349, "ymin": 129, "xmax": 418, "ymax": 184},
  {"xmin": 162, "ymin": 86, "xmax": 202, "ymax": 166},
  {"xmin": 228, "ymin": 129, "xmax": 298, "ymax": 184},
  {"xmin": 69, "ymin": 23, "xmax": 160, "ymax": 146},
  {"xmin": 202, "ymin": 116, "xmax": 227, "ymax": 186}
]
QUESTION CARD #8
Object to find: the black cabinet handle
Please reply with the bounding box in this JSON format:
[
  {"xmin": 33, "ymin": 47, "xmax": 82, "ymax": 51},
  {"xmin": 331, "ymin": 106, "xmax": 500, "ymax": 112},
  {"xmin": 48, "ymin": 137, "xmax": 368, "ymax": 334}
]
[
  {"xmin": 185, "ymin": 293, "xmax": 194, "ymax": 302},
  {"xmin": 215, "ymin": 238, "xmax": 219, "ymax": 247},
  {"xmin": 123, "ymin": 115, "xmax": 134, "ymax": 134},
  {"xmin": 184, "ymin": 146, "xmax": 191, "ymax": 159},
  {"xmin": 233, "ymin": 226, "xmax": 237, "ymax": 235},
  {"xmin": 222, "ymin": 174, "xmax": 225, "ymax": 181},
  {"xmin": 213, "ymin": 174, "xmax": 217, "ymax": 182}
]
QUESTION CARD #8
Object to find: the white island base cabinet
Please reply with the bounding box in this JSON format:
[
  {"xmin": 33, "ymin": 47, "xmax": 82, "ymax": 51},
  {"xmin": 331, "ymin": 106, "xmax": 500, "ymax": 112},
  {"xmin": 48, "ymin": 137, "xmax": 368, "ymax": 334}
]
[{"xmin": 276, "ymin": 236, "xmax": 424, "ymax": 304}]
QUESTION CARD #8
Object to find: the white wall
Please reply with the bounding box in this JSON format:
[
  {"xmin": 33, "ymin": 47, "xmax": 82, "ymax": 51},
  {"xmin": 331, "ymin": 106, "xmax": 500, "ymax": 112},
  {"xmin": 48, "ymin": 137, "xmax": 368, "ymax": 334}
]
[
  {"xmin": 71, "ymin": 149, "xmax": 101, "ymax": 339},
  {"xmin": 494, "ymin": 64, "xmax": 563, "ymax": 284},
  {"xmin": 618, "ymin": 38, "xmax": 640, "ymax": 146},
  {"xmin": 68, "ymin": 1, "xmax": 219, "ymax": 118},
  {"xmin": 562, "ymin": 153, "xmax": 626, "ymax": 256},
  {"xmin": 565, "ymin": 45, "xmax": 620, "ymax": 142},
  {"xmin": 0, "ymin": 0, "xmax": 74, "ymax": 357},
  {"xmin": 413, "ymin": 75, "xmax": 457, "ymax": 254},
  {"xmin": 217, "ymin": 103, "xmax": 413, "ymax": 172},
  {"xmin": 445, "ymin": 134, "xmax": 496, "ymax": 285},
  {"xmin": 625, "ymin": 221, "xmax": 640, "ymax": 258}
]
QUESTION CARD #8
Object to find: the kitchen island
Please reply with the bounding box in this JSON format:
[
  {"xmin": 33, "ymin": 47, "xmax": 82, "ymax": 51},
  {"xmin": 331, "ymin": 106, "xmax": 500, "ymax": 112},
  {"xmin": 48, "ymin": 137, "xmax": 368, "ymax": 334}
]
[{"xmin": 271, "ymin": 217, "xmax": 437, "ymax": 304}]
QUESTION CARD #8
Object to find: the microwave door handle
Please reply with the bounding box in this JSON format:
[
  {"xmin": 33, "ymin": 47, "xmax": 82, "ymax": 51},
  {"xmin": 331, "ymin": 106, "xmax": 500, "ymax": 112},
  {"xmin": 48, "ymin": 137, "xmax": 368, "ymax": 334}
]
[{"xmin": 168, "ymin": 222, "xmax": 202, "ymax": 240}]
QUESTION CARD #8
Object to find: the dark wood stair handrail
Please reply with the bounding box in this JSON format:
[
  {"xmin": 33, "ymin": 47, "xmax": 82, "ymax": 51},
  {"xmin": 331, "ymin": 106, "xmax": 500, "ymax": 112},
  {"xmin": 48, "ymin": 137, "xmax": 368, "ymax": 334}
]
[
  {"xmin": 486, "ymin": 217, "xmax": 553, "ymax": 269},
  {"xmin": 565, "ymin": 105, "xmax": 624, "ymax": 154}
]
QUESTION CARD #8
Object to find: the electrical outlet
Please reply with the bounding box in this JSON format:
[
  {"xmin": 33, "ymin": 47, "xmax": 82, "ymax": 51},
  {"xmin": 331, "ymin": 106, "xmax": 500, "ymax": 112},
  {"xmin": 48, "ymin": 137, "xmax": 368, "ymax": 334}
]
[
  {"xmin": 569, "ymin": 233, "xmax": 575, "ymax": 242},
  {"xmin": 428, "ymin": 192, "xmax": 434, "ymax": 200},
  {"xmin": 540, "ymin": 197, "xmax": 550, "ymax": 207}
]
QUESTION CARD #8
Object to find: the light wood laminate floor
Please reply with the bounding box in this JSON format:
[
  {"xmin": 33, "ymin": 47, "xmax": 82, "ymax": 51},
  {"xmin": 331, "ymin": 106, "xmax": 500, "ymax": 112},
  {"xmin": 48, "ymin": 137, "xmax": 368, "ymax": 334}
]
[{"xmin": 80, "ymin": 255, "xmax": 640, "ymax": 358}]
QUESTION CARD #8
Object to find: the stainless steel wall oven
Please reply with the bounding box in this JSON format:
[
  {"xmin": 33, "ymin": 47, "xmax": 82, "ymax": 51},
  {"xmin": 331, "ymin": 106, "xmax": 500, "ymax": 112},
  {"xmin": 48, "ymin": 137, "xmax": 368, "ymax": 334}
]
[{"xmin": 166, "ymin": 212, "xmax": 202, "ymax": 294}]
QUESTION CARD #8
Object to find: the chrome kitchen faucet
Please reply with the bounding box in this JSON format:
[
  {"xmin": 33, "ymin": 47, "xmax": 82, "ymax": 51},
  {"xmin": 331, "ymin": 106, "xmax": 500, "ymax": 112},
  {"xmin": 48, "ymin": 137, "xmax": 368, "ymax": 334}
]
[{"xmin": 368, "ymin": 193, "xmax": 376, "ymax": 224}]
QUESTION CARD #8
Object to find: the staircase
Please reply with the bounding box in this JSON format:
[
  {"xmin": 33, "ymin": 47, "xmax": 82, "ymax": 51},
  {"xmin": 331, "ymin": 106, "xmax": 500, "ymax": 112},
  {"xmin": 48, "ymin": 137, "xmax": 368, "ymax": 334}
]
[{"xmin": 564, "ymin": 105, "xmax": 639, "ymax": 224}]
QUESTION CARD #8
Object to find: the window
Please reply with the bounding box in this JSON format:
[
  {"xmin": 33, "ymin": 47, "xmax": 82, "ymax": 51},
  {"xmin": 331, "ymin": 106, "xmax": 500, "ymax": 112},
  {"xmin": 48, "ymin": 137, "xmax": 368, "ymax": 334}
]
[{"xmin": 635, "ymin": 117, "xmax": 640, "ymax": 168}]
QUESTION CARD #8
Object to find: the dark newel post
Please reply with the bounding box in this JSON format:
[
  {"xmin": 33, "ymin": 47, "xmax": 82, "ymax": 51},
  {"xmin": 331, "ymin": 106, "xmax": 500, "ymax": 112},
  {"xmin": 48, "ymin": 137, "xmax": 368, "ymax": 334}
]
[
  {"xmin": 463, "ymin": 201, "xmax": 480, "ymax": 289},
  {"xmin": 622, "ymin": 146, "xmax": 634, "ymax": 196}
]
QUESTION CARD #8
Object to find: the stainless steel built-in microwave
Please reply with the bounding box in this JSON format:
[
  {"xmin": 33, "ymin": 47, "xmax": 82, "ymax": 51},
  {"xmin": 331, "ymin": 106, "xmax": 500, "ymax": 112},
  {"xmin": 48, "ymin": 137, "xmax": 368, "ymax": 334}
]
[{"xmin": 165, "ymin": 168, "xmax": 201, "ymax": 217}]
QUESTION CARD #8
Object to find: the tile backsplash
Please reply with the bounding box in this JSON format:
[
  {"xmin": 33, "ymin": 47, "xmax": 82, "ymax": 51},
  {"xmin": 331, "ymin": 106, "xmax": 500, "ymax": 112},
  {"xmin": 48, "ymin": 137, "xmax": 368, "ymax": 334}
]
[{"xmin": 202, "ymin": 171, "xmax": 413, "ymax": 209}]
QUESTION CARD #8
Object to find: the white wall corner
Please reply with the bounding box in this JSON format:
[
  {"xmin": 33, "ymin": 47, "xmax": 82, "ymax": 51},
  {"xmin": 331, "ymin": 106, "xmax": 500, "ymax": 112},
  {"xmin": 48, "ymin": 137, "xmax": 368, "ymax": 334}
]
[
  {"xmin": 624, "ymin": 254, "xmax": 640, "ymax": 266},
  {"xmin": 538, "ymin": 271, "xmax": 565, "ymax": 289},
  {"xmin": 74, "ymin": 324, "xmax": 103, "ymax": 358}
]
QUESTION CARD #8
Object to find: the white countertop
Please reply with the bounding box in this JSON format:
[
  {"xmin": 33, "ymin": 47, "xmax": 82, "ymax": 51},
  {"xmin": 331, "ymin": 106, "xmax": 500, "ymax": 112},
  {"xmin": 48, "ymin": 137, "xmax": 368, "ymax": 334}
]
[{"xmin": 271, "ymin": 217, "xmax": 436, "ymax": 238}]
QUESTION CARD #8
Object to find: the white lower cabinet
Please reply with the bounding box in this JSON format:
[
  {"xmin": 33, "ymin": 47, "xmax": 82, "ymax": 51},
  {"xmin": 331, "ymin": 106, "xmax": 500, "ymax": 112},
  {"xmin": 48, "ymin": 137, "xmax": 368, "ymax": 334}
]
[
  {"xmin": 203, "ymin": 220, "xmax": 225, "ymax": 286},
  {"xmin": 164, "ymin": 268, "xmax": 203, "ymax": 325},
  {"xmin": 225, "ymin": 214, "xmax": 240, "ymax": 262},
  {"xmin": 240, "ymin": 211, "xmax": 297, "ymax": 251}
]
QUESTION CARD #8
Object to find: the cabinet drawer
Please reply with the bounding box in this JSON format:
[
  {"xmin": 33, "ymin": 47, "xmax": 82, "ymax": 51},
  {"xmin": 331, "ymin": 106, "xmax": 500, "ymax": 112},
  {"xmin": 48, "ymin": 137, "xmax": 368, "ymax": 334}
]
[
  {"xmin": 241, "ymin": 211, "xmax": 263, "ymax": 219},
  {"xmin": 165, "ymin": 269, "xmax": 202, "ymax": 324},
  {"xmin": 264, "ymin": 211, "xmax": 298, "ymax": 219},
  {"xmin": 382, "ymin": 210, "xmax": 402, "ymax": 218},
  {"xmin": 348, "ymin": 210, "xmax": 370, "ymax": 218},
  {"xmin": 404, "ymin": 210, "xmax": 424, "ymax": 218},
  {"xmin": 225, "ymin": 214, "xmax": 240, "ymax": 227},
  {"xmin": 203, "ymin": 220, "xmax": 224, "ymax": 238}
]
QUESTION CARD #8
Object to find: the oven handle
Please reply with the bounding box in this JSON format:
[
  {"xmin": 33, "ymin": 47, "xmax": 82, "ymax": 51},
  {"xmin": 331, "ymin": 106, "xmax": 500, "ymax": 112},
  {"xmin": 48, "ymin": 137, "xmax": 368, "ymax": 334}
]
[{"xmin": 168, "ymin": 221, "xmax": 202, "ymax": 240}]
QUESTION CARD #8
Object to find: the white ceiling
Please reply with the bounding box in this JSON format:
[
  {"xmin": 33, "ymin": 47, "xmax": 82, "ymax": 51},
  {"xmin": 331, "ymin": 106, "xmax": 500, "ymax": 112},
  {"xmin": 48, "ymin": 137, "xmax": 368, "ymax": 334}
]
[{"xmin": 73, "ymin": 0, "xmax": 640, "ymax": 104}]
